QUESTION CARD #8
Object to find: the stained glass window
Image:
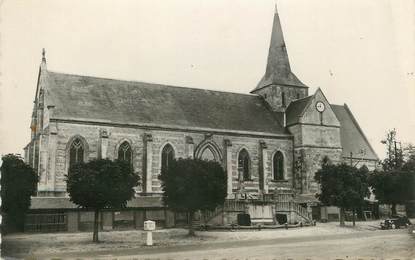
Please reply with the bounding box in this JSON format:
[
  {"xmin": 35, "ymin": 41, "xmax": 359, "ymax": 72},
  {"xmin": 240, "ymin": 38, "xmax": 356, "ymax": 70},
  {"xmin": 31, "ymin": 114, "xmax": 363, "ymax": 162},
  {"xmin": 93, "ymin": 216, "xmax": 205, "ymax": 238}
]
[
  {"xmin": 161, "ymin": 144, "xmax": 175, "ymax": 171},
  {"xmin": 118, "ymin": 141, "xmax": 132, "ymax": 164},
  {"xmin": 273, "ymin": 151, "xmax": 284, "ymax": 180},
  {"xmin": 238, "ymin": 149, "xmax": 250, "ymax": 181},
  {"xmin": 69, "ymin": 138, "xmax": 84, "ymax": 166}
]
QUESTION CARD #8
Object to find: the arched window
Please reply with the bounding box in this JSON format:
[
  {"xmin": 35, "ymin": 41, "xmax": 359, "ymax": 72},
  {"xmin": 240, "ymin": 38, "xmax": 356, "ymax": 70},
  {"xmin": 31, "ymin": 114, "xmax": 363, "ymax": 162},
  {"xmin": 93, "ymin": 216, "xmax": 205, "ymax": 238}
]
[
  {"xmin": 201, "ymin": 147, "xmax": 216, "ymax": 161},
  {"xmin": 282, "ymin": 92, "xmax": 286, "ymax": 107},
  {"xmin": 161, "ymin": 144, "xmax": 175, "ymax": 171},
  {"xmin": 69, "ymin": 138, "xmax": 84, "ymax": 166},
  {"xmin": 118, "ymin": 141, "xmax": 132, "ymax": 164},
  {"xmin": 238, "ymin": 149, "xmax": 250, "ymax": 181},
  {"xmin": 273, "ymin": 151, "xmax": 284, "ymax": 180}
]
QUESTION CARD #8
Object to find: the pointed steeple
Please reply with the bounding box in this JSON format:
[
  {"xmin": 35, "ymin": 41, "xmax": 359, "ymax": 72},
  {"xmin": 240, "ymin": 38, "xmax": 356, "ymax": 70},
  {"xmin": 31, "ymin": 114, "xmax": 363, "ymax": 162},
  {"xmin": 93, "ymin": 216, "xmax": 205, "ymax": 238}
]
[
  {"xmin": 251, "ymin": 4, "xmax": 306, "ymax": 93},
  {"xmin": 40, "ymin": 48, "xmax": 47, "ymax": 71},
  {"xmin": 42, "ymin": 48, "xmax": 46, "ymax": 62}
]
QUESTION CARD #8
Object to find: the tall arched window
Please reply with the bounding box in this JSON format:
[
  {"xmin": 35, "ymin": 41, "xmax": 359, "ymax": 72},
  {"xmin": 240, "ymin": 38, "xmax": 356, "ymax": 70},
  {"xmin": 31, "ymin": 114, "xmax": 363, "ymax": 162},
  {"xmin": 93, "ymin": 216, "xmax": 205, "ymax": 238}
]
[
  {"xmin": 201, "ymin": 147, "xmax": 216, "ymax": 161},
  {"xmin": 69, "ymin": 138, "xmax": 84, "ymax": 166},
  {"xmin": 282, "ymin": 92, "xmax": 286, "ymax": 107},
  {"xmin": 238, "ymin": 149, "xmax": 250, "ymax": 181},
  {"xmin": 161, "ymin": 144, "xmax": 175, "ymax": 171},
  {"xmin": 273, "ymin": 151, "xmax": 284, "ymax": 180},
  {"xmin": 118, "ymin": 141, "xmax": 132, "ymax": 164}
]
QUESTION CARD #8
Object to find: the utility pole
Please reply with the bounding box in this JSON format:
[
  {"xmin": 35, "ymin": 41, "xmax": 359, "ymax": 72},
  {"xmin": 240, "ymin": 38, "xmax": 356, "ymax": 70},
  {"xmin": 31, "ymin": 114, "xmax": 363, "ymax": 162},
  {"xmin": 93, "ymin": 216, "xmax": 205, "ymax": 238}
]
[
  {"xmin": 394, "ymin": 141, "xmax": 403, "ymax": 169},
  {"xmin": 394, "ymin": 141, "xmax": 398, "ymax": 168}
]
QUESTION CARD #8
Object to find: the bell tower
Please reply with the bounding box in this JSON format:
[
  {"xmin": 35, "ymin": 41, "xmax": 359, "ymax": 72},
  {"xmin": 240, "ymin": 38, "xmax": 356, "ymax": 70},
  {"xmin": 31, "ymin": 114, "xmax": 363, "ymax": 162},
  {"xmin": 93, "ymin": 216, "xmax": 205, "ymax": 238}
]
[{"xmin": 251, "ymin": 4, "xmax": 308, "ymax": 113}]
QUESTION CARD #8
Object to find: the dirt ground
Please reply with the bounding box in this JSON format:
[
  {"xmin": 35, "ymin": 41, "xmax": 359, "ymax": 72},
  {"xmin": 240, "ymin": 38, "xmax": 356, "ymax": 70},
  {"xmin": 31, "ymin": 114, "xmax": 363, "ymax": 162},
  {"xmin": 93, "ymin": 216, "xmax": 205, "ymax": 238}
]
[
  {"xmin": 2, "ymin": 220, "xmax": 412, "ymax": 259},
  {"xmin": 124, "ymin": 230, "xmax": 415, "ymax": 260}
]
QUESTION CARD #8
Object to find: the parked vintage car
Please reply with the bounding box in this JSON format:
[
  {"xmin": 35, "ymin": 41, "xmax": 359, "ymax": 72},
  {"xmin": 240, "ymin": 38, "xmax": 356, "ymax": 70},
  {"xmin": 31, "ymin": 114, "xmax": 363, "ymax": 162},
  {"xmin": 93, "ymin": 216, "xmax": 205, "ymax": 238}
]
[{"xmin": 380, "ymin": 215, "xmax": 412, "ymax": 229}]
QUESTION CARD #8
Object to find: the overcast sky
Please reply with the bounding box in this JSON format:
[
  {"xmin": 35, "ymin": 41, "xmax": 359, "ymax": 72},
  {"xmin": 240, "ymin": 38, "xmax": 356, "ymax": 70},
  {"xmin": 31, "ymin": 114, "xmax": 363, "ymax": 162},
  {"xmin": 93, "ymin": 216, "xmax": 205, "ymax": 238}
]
[{"xmin": 1, "ymin": 0, "xmax": 414, "ymax": 159}]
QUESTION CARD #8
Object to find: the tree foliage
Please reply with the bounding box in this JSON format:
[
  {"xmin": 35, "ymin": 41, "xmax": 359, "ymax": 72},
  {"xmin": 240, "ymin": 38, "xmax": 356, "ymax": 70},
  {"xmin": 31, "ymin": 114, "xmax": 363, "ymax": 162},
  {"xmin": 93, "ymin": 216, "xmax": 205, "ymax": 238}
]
[
  {"xmin": 381, "ymin": 129, "xmax": 404, "ymax": 171},
  {"xmin": 159, "ymin": 158, "xmax": 227, "ymax": 235},
  {"xmin": 66, "ymin": 159, "xmax": 139, "ymax": 242},
  {"xmin": 1, "ymin": 154, "xmax": 39, "ymax": 232},
  {"xmin": 315, "ymin": 162, "xmax": 370, "ymax": 226},
  {"xmin": 369, "ymin": 162, "xmax": 415, "ymax": 215},
  {"xmin": 372, "ymin": 129, "xmax": 415, "ymax": 215},
  {"xmin": 403, "ymin": 143, "xmax": 415, "ymax": 162}
]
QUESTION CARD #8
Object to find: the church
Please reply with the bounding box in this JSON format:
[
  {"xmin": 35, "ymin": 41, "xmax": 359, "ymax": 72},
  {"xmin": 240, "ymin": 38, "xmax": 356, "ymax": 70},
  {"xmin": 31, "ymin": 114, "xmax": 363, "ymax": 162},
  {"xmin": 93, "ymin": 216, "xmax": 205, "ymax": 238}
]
[{"xmin": 24, "ymin": 6, "xmax": 378, "ymax": 231}]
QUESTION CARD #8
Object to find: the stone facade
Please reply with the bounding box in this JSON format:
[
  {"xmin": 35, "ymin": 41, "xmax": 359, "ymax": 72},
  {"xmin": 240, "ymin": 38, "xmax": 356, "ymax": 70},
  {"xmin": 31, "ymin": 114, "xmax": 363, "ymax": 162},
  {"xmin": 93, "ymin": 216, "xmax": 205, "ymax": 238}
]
[
  {"xmin": 33, "ymin": 120, "xmax": 294, "ymax": 197},
  {"xmin": 253, "ymin": 84, "xmax": 308, "ymax": 112}
]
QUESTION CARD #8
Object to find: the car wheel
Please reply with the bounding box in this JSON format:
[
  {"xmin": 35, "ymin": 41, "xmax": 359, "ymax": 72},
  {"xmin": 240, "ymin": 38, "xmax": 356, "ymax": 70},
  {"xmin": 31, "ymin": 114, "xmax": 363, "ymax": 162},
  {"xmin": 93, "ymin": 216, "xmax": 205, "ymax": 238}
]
[{"xmin": 391, "ymin": 224, "xmax": 396, "ymax": 229}]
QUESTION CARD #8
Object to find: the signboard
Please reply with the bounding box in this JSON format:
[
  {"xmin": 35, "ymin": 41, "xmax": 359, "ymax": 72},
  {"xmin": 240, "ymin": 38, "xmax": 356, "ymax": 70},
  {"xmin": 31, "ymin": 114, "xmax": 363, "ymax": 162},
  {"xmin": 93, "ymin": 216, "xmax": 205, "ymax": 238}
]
[{"xmin": 144, "ymin": 220, "xmax": 156, "ymax": 231}]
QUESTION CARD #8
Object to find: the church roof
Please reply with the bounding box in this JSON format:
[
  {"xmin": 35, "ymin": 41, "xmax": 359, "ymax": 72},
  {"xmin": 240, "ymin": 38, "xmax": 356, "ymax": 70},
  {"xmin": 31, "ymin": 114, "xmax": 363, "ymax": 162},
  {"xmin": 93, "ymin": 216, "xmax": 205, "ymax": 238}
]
[
  {"xmin": 46, "ymin": 71, "xmax": 289, "ymax": 136},
  {"xmin": 285, "ymin": 95, "xmax": 313, "ymax": 126},
  {"xmin": 331, "ymin": 104, "xmax": 379, "ymax": 161},
  {"xmin": 251, "ymin": 7, "xmax": 307, "ymax": 93}
]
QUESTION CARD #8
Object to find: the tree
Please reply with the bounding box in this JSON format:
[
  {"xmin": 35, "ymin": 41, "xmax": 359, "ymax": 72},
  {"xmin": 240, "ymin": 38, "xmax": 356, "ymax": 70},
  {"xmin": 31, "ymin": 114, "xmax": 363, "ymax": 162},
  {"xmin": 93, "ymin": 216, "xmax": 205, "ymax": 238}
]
[
  {"xmin": 66, "ymin": 159, "xmax": 139, "ymax": 242},
  {"xmin": 1, "ymin": 154, "xmax": 39, "ymax": 232},
  {"xmin": 371, "ymin": 130, "xmax": 415, "ymax": 216},
  {"xmin": 403, "ymin": 143, "xmax": 415, "ymax": 162},
  {"xmin": 315, "ymin": 162, "xmax": 370, "ymax": 226},
  {"xmin": 381, "ymin": 129, "xmax": 404, "ymax": 171},
  {"xmin": 369, "ymin": 167, "xmax": 415, "ymax": 216},
  {"xmin": 159, "ymin": 158, "xmax": 227, "ymax": 235}
]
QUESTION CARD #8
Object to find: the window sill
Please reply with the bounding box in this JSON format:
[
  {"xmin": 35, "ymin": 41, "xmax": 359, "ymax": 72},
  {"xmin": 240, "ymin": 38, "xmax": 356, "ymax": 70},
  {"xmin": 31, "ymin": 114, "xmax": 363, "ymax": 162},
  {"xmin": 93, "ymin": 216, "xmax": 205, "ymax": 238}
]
[
  {"xmin": 240, "ymin": 179, "xmax": 254, "ymax": 182},
  {"xmin": 270, "ymin": 180, "xmax": 288, "ymax": 183}
]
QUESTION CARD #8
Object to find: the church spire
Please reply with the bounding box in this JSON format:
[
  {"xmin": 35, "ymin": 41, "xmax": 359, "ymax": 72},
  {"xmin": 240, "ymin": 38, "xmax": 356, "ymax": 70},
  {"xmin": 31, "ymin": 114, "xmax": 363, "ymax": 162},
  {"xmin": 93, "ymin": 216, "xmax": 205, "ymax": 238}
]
[
  {"xmin": 40, "ymin": 48, "xmax": 47, "ymax": 71},
  {"xmin": 251, "ymin": 3, "xmax": 306, "ymax": 93},
  {"xmin": 42, "ymin": 48, "xmax": 46, "ymax": 63}
]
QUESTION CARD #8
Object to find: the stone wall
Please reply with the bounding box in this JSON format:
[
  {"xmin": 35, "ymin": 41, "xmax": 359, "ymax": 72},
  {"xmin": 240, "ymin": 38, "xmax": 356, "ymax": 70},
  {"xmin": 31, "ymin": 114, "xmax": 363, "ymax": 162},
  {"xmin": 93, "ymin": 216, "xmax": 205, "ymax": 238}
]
[
  {"xmin": 289, "ymin": 124, "xmax": 341, "ymax": 148},
  {"xmin": 294, "ymin": 147, "xmax": 342, "ymax": 194},
  {"xmin": 254, "ymin": 84, "xmax": 308, "ymax": 112},
  {"xmin": 40, "ymin": 121, "xmax": 295, "ymax": 196}
]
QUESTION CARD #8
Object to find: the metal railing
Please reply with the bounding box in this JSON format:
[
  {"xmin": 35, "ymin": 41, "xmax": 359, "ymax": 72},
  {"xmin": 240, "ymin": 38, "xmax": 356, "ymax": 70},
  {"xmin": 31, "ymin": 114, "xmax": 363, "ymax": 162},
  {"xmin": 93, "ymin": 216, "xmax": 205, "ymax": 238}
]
[
  {"xmin": 24, "ymin": 213, "xmax": 68, "ymax": 233},
  {"xmin": 275, "ymin": 201, "xmax": 312, "ymax": 222}
]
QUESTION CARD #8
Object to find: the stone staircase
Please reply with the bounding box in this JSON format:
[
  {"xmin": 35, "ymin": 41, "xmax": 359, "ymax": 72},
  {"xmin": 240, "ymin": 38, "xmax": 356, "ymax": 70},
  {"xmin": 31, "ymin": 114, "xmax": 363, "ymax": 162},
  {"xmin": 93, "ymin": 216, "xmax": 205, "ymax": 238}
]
[
  {"xmin": 275, "ymin": 201, "xmax": 312, "ymax": 223},
  {"xmin": 191, "ymin": 191, "xmax": 313, "ymax": 227},
  {"xmin": 273, "ymin": 190, "xmax": 313, "ymax": 223}
]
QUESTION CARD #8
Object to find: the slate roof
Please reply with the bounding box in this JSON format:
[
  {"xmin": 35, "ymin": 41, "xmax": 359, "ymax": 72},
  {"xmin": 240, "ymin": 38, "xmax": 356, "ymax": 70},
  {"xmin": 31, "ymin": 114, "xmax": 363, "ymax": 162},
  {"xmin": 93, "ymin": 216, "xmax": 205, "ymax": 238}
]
[
  {"xmin": 331, "ymin": 104, "xmax": 379, "ymax": 161},
  {"xmin": 46, "ymin": 71, "xmax": 288, "ymax": 136},
  {"xmin": 252, "ymin": 8, "xmax": 307, "ymax": 93},
  {"xmin": 285, "ymin": 96, "xmax": 313, "ymax": 126}
]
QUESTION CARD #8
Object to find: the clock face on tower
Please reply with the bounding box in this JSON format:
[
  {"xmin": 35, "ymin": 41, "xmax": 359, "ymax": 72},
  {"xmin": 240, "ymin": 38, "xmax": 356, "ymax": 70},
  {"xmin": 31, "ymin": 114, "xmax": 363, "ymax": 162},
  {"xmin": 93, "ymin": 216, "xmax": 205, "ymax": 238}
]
[{"xmin": 316, "ymin": 101, "xmax": 325, "ymax": 112}]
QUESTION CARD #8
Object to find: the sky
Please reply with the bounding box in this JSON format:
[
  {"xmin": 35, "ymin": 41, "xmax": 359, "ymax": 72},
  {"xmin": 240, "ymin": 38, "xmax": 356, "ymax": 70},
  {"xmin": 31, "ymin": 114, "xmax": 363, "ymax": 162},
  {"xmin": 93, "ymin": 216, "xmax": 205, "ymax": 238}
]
[{"xmin": 0, "ymin": 0, "xmax": 414, "ymax": 159}]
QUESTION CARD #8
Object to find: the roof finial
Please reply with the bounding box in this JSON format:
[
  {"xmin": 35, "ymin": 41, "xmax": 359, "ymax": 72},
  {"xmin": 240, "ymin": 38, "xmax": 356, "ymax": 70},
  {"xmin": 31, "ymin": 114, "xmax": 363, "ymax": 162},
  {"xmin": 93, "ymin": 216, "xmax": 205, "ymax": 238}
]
[
  {"xmin": 274, "ymin": 1, "xmax": 278, "ymax": 14},
  {"xmin": 42, "ymin": 48, "xmax": 46, "ymax": 63}
]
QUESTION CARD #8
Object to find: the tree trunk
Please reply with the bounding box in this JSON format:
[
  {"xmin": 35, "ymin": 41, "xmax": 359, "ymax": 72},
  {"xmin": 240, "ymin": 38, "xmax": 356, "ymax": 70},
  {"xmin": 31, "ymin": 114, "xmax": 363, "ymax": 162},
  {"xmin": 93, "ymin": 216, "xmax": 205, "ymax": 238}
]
[
  {"xmin": 188, "ymin": 211, "xmax": 195, "ymax": 236},
  {"xmin": 339, "ymin": 207, "xmax": 345, "ymax": 227},
  {"xmin": 352, "ymin": 208, "xmax": 356, "ymax": 227},
  {"xmin": 93, "ymin": 209, "xmax": 100, "ymax": 243},
  {"xmin": 391, "ymin": 204, "xmax": 397, "ymax": 216}
]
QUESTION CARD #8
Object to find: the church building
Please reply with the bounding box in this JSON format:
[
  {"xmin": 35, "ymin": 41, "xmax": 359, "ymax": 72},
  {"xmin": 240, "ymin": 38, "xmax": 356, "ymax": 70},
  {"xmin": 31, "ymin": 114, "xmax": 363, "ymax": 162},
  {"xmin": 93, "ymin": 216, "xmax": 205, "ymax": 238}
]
[{"xmin": 24, "ymin": 6, "xmax": 378, "ymax": 230}]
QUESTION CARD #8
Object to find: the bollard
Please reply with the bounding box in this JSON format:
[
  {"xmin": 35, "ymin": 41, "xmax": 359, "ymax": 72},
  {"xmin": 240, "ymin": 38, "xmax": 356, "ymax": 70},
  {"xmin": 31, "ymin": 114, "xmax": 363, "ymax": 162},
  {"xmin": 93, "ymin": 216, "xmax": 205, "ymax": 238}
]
[
  {"xmin": 146, "ymin": 230, "xmax": 153, "ymax": 246},
  {"xmin": 144, "ymin": 220, "xmax": 156, "ymax": 246}
]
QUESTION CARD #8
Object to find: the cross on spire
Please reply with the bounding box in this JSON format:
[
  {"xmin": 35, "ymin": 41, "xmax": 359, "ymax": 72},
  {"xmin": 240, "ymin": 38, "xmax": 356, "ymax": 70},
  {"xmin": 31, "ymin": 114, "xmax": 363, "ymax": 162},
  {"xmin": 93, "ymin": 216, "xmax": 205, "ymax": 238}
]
[{"xmin": 42, "ymin": 48, "xmax": 46, "ymax": 63}]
